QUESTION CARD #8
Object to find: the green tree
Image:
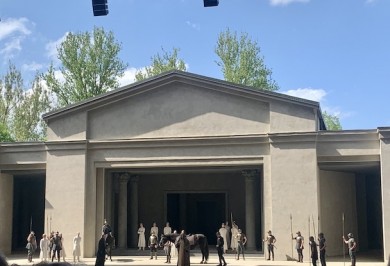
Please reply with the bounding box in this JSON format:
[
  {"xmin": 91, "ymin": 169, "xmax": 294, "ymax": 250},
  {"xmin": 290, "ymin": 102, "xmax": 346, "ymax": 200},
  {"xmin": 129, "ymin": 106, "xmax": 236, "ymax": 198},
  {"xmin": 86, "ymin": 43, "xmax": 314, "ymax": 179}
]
[
  {"xmin": 12, "ymin": 75, "xmax": 51, "ymax": 141},
  {"xmin": 135, "ymin": 47, "xmax": 186, "ymax": 82},
  {"xmin": 0, "ymin": 122, "xmax": 14, "ymax": 142},
  {"xmin": 0, "ymin": 63, "xmax": 24, "ymax": 126},
  {"xmin": 0, "ymin": 62, "xmax": 50, "ymax": 141},
  {"xmin": 44, "ymin": 27, "xmax": 127, "ymax": 107},
  {"xmin": 322, "ymin": 111, "xmax": 342, "ymax": 130},
  {"xmin": 215, "ymin": 28, "xmax": 279, "ymax": 91}
]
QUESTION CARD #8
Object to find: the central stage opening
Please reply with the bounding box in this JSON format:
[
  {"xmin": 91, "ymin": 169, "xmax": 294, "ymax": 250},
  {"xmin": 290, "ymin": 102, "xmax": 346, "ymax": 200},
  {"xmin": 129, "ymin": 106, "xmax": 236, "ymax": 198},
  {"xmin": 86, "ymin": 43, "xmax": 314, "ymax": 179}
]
[{"xmin": 167, "ymin": 192, "xmax": 226, "ymax": 244}]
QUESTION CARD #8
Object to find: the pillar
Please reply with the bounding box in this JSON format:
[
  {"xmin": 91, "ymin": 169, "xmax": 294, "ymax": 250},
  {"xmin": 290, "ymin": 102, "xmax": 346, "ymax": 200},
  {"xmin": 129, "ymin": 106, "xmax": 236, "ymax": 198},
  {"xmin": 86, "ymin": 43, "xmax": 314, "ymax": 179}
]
[
  {"xmin": 0, "ymin": 173, "xmax": 13, "ymax": 255},
  {"xmin": 129, "ymin": 175, "xmax": 139, "ymax": 248},
  {"xmin": 242, "ymin": 169, "xmax": 257, "ymax": 249},
  {"xmin": 118, "ymin": 173, "xmax": 130, "ymax": 248}
]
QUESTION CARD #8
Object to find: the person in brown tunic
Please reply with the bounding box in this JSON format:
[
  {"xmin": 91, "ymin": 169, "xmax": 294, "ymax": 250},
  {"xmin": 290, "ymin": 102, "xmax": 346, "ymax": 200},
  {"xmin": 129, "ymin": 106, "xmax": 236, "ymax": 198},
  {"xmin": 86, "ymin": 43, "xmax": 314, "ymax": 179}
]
[{"xmin": 176, "ymin": 230, "xmax": 190, "ymax": 266}]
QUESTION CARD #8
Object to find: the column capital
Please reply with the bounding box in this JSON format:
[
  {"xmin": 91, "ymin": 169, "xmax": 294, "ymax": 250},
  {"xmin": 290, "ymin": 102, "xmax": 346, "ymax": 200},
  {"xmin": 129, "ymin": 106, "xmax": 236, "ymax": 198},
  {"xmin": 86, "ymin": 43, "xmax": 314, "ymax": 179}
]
[
  {"xmin": 119, "ymin": 173, "xmax": 130, "ymax": 183},
  {"xmin": 241, "ymin": 169, "xmax": 258, "ymax": 180},
  {"xmin": 130, "ymin": 175, "xmax": 139, "ymax": 183}
]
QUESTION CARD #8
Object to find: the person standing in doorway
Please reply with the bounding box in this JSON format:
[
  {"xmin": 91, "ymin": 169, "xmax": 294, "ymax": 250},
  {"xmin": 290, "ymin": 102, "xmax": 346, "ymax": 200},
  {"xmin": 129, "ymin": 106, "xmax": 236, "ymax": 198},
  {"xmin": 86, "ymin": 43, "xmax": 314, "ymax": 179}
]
[
  {"xmin": 318, "ymin": 233, "xmax": 326, "ymax": 266},
  {"xmin": 26, "ymin": 231, "xmax": 37, "ymax": 263},
  {"xmin": 225, "ymin": 221, "xmax": 231, "ymax": 251},
  {"xmin": 343, "ymin": 233, "xmax": 357, "ymax": 266},
  {"xmin": 219, "ymin": 223, "xmax": 228, "ymax": 253},
  {"xmin": 138, "ymin": 223, "xmax": 146, "ymax": 250},
  {"xmin": 263, "ymin": 230, "xmax": 276, "ymax": 261},
  {"xmin": 293, "ymin": 231, "xmax": 304, "ymax": 263},
  {"xmin": 216, "ymin": 232, "xmax": 227, "ymax": 266}
]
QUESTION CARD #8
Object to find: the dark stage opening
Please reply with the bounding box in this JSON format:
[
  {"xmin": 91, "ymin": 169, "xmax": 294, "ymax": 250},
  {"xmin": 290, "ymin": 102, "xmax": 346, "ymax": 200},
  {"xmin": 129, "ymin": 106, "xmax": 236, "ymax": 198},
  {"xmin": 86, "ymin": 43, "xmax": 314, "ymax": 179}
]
[
  {"xmin": 167, "ymin": 193, "xmax": 226, "ymax": 245},
  {"xmin": 12, "ymin": 175, "xmax": 45, "ymax": 251}
]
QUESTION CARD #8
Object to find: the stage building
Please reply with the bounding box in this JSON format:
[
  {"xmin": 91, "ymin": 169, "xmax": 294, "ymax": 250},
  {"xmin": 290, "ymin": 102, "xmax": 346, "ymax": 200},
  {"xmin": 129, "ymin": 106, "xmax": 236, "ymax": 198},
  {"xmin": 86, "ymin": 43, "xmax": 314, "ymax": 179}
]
[{"xmin": 0, "ymin": 71, "xmax": 389, "ymax": 261}]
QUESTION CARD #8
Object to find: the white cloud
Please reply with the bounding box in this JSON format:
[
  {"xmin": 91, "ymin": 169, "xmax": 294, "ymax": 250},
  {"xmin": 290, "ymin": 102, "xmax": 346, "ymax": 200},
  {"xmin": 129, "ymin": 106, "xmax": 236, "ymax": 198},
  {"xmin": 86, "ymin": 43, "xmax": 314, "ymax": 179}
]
[
  {"xmin": 118, "ymin": 67, "xmax": 139, "ymax": 86},
  {"xmin": 22, "ymin": 62, "xmax": 44, "ymax": 72},
  {"xmin": 269, "ymin": 0, "xmax": 310, "ymax": 6},
  {"xmin": 281, "ymin": 87, "xmax": 326, "ymax": 102},
  {"xmin": 45, "ymin": 32, "xmax": 69, "ymax": 64},
  {"xmin": 185, "ymin": 21, "xmax": 200, "ymax": 31},
  {"xmin": 281, "ymin": 87, "xmax": 353, "ymax": 119},
  {"xmin": 0, "ymin": 17, "xmax": 32, "ymax": 40},
  {"xmin": 0, "ymin": 17, "xmax": 33, "ymax": 59}
]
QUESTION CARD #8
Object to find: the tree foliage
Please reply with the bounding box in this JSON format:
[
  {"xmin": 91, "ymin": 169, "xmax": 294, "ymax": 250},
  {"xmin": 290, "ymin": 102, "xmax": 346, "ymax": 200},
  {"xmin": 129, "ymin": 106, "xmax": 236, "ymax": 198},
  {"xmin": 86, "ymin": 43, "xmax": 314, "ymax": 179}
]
[
  {"xmin": 44, "ymin": 27, "xmax": 127, "ymax": 107},
  {"xmin": 215, "ymin": 28, "xmax": 279, "ymax": 91},
  {"xmin": 0, "ymin": 62, "xmax": 51, "ymax": 141},
  {"xmin": 322, "ymin": 111, "xmax": 342, "ymax": 130},
  {"xmin": 135, "ymin": 47, "xmax": 186, "ymax": 82}
]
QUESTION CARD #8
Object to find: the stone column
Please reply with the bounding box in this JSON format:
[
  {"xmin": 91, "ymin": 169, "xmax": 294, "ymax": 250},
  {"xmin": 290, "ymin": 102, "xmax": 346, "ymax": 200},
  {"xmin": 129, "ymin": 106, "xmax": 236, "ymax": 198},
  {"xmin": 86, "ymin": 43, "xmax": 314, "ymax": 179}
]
[
  {"xmin": 129, "ymin": 175, "xmax": 139, "ymax": 248},
  {"xmin": 0, "ymin": 173, "xmax": 13, "ymax": 255},
  {"xmin": 118, "ymin": 173, "xmax": 130, "ymax": 248},
  {"xmin": 242, "ymin": 169, "xmax": 257, "ymax": 249}
]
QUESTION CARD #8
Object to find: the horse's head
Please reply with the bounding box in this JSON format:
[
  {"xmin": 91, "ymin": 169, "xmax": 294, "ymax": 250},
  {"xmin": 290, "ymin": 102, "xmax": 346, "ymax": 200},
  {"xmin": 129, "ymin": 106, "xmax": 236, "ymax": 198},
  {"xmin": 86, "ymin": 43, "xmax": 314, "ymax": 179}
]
[{"xmin": 159, "ymin": 234, "xmax": 168, "ymax": 247}]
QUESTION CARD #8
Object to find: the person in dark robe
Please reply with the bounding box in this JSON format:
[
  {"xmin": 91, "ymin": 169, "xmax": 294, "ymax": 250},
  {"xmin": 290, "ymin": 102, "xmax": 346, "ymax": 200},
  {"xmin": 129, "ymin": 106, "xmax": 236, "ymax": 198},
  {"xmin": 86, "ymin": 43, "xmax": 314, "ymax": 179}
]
[
  {"xmin": 309, "ymin": 236, "xmax": 318, "ymax": 266},
  {"xmin": 216, "ymin": 232, "xmax": 227, "ymax": 266},
  {"xmin": 95, "ymin": 234, "xmax": 106, "ymax": 266},
  {"xmin": 176, "ymin": 230, "xmax": 190, "ymax": 266}
]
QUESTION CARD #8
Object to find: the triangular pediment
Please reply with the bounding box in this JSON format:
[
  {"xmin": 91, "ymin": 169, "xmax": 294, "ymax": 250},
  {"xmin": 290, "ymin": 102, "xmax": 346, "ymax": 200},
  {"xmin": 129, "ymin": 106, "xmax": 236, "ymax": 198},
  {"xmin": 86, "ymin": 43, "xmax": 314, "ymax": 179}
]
[{"xmin": 44, "ymin": 71, "xmax": 324, "ymax": 141}]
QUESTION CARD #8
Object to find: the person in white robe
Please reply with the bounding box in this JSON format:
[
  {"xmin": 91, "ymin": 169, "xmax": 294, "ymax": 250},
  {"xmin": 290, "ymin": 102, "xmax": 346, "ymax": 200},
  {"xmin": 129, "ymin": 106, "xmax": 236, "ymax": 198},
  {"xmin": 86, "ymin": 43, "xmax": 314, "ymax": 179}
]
[
  {"xmin": 39, "ymin": 234, "xmax": 49, "ymax": 261},
  {"xmin": 163, "ymin": 222, "xmax": 172, "ymax": 235},
  {"xmin": 138, "ymin": 223, "xmax": 146, "ymax": 250},
  {"xmin": 219, "ymin": 223, "xmax": 228, "ymax": 253},
  {"xmin": 231, "ymin": 222, "xmax": 239, "ymax": 251},
  {"xmin": 72, "ymin": 232, "xmax": 81, "ymax": 262},
  {"xmin": 150, "ymin": 222, "xmax": 159, "ymax": 241}
]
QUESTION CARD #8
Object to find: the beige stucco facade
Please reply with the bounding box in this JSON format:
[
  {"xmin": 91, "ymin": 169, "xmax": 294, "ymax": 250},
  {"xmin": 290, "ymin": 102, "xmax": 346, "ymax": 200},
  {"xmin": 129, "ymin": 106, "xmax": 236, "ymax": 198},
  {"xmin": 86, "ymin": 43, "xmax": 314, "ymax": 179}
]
[{"xmin": 0, "ymin": 71, "xmax": 389, "ymax": 262}]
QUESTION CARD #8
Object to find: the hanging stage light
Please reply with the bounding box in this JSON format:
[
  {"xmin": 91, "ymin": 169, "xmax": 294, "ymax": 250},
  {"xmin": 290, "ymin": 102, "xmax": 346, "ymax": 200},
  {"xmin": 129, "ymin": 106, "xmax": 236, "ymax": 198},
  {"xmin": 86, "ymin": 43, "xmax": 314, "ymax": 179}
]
[
  {"xmin": 204, "ymin": 0, "xmax": 219, "ymax": 7},
  {"xmin": 92, "ymin": 0, "xmax": 109, "ymax": 16}
]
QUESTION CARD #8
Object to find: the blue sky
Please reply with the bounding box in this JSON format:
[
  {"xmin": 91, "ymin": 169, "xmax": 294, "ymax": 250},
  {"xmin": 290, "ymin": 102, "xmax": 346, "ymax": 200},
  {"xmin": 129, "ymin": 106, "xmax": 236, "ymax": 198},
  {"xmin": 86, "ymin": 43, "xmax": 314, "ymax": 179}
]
[{"xmin": 1, "ymin": 0, "xmax": 389, "ymax": 130}]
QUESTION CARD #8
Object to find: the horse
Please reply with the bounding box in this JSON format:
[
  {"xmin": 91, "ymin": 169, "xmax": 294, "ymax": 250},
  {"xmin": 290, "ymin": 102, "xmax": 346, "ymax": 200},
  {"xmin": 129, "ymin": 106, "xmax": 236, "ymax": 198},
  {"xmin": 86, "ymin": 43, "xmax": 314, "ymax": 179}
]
[
  {"xmin": 105, "ymin": 233, "xmax": 115, "ymax": 261},
  {"xmin": 159, "ymin": 233, "xmax": 209, "ymax": 264}
]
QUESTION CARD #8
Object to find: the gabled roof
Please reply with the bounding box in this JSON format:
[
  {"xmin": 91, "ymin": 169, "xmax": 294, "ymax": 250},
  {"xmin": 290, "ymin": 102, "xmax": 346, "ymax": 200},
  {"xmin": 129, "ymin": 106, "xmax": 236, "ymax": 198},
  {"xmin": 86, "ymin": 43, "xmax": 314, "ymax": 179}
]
[{"xmin": 42, "ymin": 70, "xmax": 326, "ymax": 129}]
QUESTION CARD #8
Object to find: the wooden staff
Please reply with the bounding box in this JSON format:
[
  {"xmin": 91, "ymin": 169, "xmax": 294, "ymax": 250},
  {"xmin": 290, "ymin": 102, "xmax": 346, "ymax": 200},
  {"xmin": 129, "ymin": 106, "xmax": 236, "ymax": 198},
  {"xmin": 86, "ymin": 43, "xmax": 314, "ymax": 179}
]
[
  {"xmin": 290, "ymin": 214, "xmax": 293, "ymax": 259},
  {"xmin": 312, "ymin": 214, "xmax": 316, "ymax": 238},
  {"xmin": 342, "ymin": 213, "xmax": 345, "ymax": 266}
]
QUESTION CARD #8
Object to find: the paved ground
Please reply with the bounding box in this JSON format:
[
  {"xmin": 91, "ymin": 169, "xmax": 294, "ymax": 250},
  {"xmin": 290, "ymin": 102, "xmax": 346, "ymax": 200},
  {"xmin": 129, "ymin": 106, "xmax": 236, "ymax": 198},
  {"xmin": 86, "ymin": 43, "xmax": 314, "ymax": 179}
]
[{"xmin": 3, "ymin": 253, "xmax": 387, "ymax": 266}]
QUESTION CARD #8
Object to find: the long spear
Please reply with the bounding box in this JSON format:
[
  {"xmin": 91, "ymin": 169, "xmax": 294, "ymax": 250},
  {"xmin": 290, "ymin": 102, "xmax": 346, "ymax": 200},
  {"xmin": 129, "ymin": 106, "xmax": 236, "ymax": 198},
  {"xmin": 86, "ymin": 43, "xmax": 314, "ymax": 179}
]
[
  {"xmin": 290, "ymin": 214, "xmax": 293, "ymax": 259},
  {"xmin": 342, "ymin": 213, "xmax": 345, "ymax": 266},
  {"xmin": 312, "ymin": 214, "xmax": 316, "ymax": 239}
]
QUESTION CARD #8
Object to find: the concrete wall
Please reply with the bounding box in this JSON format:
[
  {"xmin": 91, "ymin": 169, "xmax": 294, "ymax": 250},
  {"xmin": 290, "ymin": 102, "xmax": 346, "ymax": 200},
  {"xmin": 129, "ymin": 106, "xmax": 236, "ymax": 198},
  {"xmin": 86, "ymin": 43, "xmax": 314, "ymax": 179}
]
[
  {"xmin": 87, "ymin": 84, "xmax": 271, "ymax": 140},
  {"xmin": 319, "ymin": 170, "xmax": 357, "ymax": 256},
  {"xmin": 267, "ymin": 135, "xmax": 318, "ymax": 261},
  {"xmin": 269, "ymin": 101, "xmax": 317, "ymax": 133},
  {"xmin": 0, "ymin": 173, "xmax": 13, "ymax": 254},
  {"xmin": 46, "ymin": 111, "xmax": 87, "ymax": 141},
  {"xmin": 380, "ymin": 129, "xmax": 390, "ymax": 262},
  {"xmin": 45, "ymin": 145, "xmax": 87, "ymax": 258}
]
